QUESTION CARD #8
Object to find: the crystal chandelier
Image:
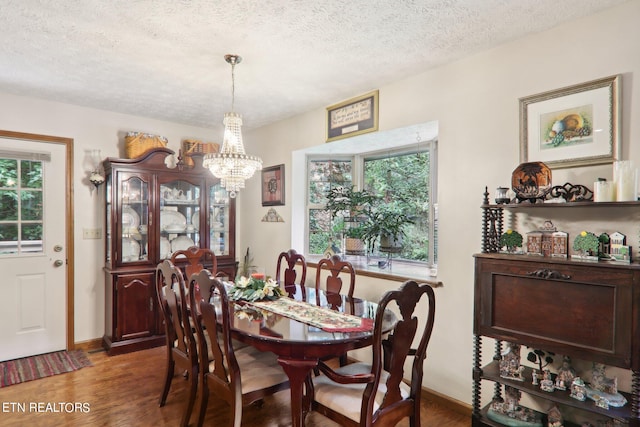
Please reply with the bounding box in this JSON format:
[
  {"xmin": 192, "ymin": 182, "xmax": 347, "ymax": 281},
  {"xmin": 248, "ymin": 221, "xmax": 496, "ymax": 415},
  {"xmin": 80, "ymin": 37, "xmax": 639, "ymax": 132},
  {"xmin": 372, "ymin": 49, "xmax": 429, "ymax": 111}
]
[{"xmin": 203, "ymin": 54, "xmax": 262, "ymax": 198}]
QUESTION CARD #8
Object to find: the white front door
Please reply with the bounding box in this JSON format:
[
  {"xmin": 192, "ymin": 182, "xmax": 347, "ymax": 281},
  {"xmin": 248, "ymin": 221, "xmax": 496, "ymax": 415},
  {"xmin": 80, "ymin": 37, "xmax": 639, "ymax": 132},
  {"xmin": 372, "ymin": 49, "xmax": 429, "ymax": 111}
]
[{"xmin": 0, "ymin": 135, "xmax": 68, "ymax": 362}]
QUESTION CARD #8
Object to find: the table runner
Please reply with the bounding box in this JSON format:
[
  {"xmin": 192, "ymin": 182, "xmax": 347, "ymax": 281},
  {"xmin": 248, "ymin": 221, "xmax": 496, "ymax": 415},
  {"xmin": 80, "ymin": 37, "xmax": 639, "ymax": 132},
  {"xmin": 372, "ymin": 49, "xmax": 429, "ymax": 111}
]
[{"xmin": 250, "ymin": 297, "xmax": 373, "ymax": 332}]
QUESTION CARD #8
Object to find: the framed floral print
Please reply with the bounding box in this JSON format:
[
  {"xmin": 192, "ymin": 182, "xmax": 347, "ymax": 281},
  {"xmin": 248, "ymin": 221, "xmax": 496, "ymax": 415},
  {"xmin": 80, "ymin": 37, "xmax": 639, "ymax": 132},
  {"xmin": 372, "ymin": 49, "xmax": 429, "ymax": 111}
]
[
  {"xmin": 519, "ymin": 75, "xmax": 620, "ymax": 169},
  {"xmin": 261, "ymin": 164, "xmax": 285, "ymax": 206}
]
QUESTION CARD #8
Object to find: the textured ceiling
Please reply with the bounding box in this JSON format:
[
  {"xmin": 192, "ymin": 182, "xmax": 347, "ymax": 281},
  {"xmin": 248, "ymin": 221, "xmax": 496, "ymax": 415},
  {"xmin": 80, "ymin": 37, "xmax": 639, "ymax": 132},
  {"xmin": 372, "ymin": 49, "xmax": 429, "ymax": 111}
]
[{"xmin": 0, "ymin": 0, "xmax": 628, "ymax": 131}]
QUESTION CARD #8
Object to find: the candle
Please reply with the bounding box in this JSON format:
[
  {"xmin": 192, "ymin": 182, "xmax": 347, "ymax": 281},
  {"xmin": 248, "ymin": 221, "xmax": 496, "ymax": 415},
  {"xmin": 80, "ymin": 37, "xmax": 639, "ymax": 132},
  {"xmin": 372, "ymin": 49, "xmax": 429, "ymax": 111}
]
[
  {"xmin": 614, "ymin": 160, "xmax": 637, "ymax": 201},
  {"xmin": 594, "ymin": 180, "xmax": 615, "ymax": 202},
  {"xmin": 251, "ymin": 273, "xmax": 265, "ymax": 280}
]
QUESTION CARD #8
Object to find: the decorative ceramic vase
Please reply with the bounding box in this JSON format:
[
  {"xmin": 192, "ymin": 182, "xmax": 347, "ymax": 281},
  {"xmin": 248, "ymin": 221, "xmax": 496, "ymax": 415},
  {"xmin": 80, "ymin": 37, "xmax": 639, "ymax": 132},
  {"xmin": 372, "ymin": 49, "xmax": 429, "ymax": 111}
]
[{"xmin": 511, "ymin": 162, "xmax": 552, "ymax": 203}]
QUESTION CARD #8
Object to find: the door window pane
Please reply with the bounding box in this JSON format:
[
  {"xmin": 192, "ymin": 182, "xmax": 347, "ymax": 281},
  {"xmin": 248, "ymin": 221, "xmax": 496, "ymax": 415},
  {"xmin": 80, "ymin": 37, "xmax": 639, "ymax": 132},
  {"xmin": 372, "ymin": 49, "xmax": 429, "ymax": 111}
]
[
  {"xmin": 21, "ymin": 160, "xmax": 42, "ymax": 188},
  {"xmin": 0, "ymin": 190, "xmax": 18, "ymax": 220},
  {"xmin": 21, "ymin": 190, "xmax": 43, "ymax": 220},
  {"xmin": 0, "ymin": 158, "xmax": 44, "ymax": 255}
]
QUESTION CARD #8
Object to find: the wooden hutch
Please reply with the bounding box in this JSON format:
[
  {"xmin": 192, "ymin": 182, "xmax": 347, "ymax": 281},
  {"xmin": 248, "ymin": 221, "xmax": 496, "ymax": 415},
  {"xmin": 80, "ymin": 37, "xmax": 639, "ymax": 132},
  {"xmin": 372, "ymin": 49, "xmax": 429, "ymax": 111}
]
[{"xmin": 102, "ymin": 148, "xmax": 236, "ymax": 355}]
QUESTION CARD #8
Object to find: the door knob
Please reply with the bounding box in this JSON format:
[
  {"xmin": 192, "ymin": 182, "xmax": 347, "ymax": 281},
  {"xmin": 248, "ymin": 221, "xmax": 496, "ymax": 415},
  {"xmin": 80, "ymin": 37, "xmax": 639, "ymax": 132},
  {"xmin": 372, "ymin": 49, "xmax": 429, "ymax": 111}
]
[
  {"xmin": 54, "ymin": 245, "xmax": 63, "ymax": 252},
  {"xmin": 54, "ymin": 260, "xmax": 64, "ymax": 267}
]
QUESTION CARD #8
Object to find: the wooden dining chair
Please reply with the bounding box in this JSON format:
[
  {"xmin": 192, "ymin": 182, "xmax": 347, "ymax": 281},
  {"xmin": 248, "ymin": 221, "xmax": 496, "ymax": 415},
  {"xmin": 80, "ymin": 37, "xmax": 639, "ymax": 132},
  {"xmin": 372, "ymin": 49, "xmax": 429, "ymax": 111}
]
[
  {"xmin": 309, "ymin": 280, "xmax": 436, "ymax": 427},
  {"xmin": 171, "ymin": 246, "xmax": 219, "ymax": 304},
  {"xmin": 171, "ymin": 245, "xmax": 218, "ymax": 279},
  {"xmin": 314, "ymin": 254, "xmax": 357, "ymax": 366},
  {"xmin": 314, "ymin": 254, "xmax": 355, "ymax": 298},
  {"xmin": 155, "ymin": 260, "xmax": 199, "ymax": 427},
  {"xmin": 275, "ymin": 249, "xmax": 307, "ymax": 296},
  {"xmin": 189, "ymin": 270, "xmax": 290, "ymax": 427}
]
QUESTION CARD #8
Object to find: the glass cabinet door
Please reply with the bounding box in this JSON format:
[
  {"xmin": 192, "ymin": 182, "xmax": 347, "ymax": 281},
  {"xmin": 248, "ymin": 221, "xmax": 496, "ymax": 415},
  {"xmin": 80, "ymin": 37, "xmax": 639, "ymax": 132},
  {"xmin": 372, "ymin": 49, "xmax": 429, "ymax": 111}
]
[
  {"xmin": 121, "ymin": 176, "xmax": 149, "ymax": 263},
  {"xmin": 209, "ymin": 183, "xmax": 230, "ymax": 255},
  {"xmin": 159, "ymin": 179, "xmax": 201, "ymax": 259},
  {"xmin": 106, "ymin": 178, "xmax": 112, "ymax": 263}
]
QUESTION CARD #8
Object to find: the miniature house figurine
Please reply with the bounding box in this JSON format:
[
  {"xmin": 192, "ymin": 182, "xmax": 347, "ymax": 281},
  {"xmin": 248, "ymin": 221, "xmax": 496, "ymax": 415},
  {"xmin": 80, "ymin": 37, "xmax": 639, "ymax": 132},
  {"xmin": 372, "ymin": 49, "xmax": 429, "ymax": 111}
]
[
  {"xmin": 572, "ymin": 231, "xmax": 599, "ymax": 260},
  {"xmin": 526, "ymin": 221, "xmax": 567, "ymax": 257},
  {"xmin": 540, "ymin": 369, "xmax": 555, "ymax": 392},
  {"xmin": 608, "ymin": 231, "xmax": 632, "ymax": 263},
  {"xmin": 586, "ymin": 362, "xmax": 628, "ymax": 408},
  {"xmin": 570, "ymin": 377, "xmax": 587, "ymax": 401},
  {"xmin": 590, "ymin": 362, "xmax": 618, "ymax": 395},
  {"xmin": 551, "ymin": 231, "xmax": 568, "ymax": 258},
  {"xmin": 487, "ymin": 386, "xmax": 543, "ymax": 426},
  {"xmin": 555, "ymin": 356, "xmax": 576, "ymax": 391},
  {"xmin": 547, "ymin": 405, "xmax": 563, "ymax": 427},
  {"xmin": 500, "ymin": 342, "xmax": 525, "ymax": 381}
]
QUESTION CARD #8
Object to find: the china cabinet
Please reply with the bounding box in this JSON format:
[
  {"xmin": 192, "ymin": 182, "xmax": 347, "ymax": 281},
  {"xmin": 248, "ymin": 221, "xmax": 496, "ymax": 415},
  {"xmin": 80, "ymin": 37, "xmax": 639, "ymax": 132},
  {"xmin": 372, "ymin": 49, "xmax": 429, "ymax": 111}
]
[
  {"xmin": 102, "ymin": 148, "xmax": 236, "ymax": 355},
  {"xmin": 473, "ymin": 188, "xmax": 640, "ymax": 426}
]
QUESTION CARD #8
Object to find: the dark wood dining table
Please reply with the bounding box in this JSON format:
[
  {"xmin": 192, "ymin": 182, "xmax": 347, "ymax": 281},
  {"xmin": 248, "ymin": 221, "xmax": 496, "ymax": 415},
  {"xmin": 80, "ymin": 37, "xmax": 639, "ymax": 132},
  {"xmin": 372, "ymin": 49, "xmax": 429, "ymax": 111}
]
[{"xmin": 223, "ymin": 285, "xmax": 397, "ymax": 427}]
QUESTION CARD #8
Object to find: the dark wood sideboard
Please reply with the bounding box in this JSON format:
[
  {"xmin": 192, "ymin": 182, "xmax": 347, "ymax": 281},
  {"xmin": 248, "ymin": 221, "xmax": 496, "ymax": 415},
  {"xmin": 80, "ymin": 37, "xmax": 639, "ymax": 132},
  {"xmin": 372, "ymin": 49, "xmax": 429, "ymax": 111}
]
[{"xmin": 473, "ymin": 190, "xmax": 640, "ymax": 426}]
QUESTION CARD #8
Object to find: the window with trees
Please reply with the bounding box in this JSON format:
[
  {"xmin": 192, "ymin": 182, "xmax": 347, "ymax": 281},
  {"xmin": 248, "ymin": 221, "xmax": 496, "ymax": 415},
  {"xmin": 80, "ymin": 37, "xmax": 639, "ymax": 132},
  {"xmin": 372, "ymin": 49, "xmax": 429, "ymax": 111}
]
[
  {"xmin": 307, "ymin": 141, "xmax": 437, "ymax": 268},
  {"xmin": 0, "ymin": 158, "xmax": 44, "ymax": 255}
]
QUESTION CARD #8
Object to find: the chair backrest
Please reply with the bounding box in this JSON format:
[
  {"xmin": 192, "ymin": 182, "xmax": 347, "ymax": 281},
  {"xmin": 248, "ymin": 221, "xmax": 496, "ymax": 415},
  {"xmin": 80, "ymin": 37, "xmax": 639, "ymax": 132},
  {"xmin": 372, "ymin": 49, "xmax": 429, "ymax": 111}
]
[
  {"xmin": 155, "ymin": 260, "xmax": 174, "ymax": 341},
  {"xmin": 171, "ymin": 245, "xmax": 218, "ymax": 279},
  {"xmin": 314, "ymin": 254, "xmax": 355, "ymax": 298},
  {"xmin": 364, "ymin": 280, "xmax": 436, "ymax": 426},
  {"xmin": 275, "ymin": 249, "xmax": 307, "ymax": 293},
  {"xmin": 171, "ymin": 246, "xmax": 218, "ymax": 304},
  {"xmin": 189, "ymin": 270, "xmax": 240, "ymax": 400},
  {"xmin": 156, "ymin": 260, "xmax": 197, "ymax": 360}
]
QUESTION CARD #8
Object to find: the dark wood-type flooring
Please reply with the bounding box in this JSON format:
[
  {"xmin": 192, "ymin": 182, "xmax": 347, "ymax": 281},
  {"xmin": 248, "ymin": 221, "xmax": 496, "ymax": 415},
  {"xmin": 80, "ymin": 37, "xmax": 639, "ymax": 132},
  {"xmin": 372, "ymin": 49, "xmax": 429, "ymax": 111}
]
[{"xmin": 0, "ymin": 346, "xmax": 469, "ymax": 426}]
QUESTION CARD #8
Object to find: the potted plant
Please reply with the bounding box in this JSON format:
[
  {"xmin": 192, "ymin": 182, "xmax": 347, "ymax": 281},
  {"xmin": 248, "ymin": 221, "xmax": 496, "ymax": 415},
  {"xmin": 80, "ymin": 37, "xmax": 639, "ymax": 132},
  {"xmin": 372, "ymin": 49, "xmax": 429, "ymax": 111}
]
[
  {"xmin": 344, "ymin": 224, "xmax": 367, "ymax": 254},
  {"xmin": 362, "ymin": 203, "xmax": 413, "ymax": 253},
  {"xmin": 326, "ymin": 186, "xmax": 374, "ymax": 221},
  {"xmin": 326, "ymin": 186, "xmax": 374, "ymax": 254}
]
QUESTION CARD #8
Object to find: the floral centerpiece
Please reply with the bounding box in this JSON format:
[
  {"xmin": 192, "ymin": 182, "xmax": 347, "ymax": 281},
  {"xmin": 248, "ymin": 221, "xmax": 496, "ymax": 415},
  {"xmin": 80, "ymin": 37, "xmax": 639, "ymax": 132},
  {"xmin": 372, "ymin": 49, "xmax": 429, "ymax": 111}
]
[{"xmin": 228, "ymin": 275, "xmax": 284, "ymax": 302}]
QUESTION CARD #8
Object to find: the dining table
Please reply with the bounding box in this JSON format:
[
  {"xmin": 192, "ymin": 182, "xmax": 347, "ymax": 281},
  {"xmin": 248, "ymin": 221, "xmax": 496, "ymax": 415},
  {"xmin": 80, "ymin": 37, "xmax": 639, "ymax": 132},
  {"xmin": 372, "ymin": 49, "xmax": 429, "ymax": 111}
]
[{"xmin": 221, "ymin": 284, "xmax": 397, "ymax": 427}]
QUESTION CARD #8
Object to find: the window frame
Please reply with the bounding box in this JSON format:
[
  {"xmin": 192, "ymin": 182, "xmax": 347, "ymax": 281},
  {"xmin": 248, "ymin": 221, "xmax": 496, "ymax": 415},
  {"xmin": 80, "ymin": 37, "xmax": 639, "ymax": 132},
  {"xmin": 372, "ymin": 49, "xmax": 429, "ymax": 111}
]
[{"xmin": 305, "ymin": 140, "xmax": 437, "ymax": 268}]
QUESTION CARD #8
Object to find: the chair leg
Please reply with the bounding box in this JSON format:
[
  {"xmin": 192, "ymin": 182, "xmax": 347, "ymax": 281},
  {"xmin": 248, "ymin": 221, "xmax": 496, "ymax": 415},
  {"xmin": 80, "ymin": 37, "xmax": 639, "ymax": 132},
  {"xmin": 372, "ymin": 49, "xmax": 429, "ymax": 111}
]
[
  {"xmin": 180, "ymin": 365, "xmax": 198, "ymax": 427},
  {"xmin": 230, "ymin": 396, "xmax": 243, "ymax": 427},
  {"xmin": 411, "ymin": 401, "xmax": 421, "ymax": 427},
  {"xmin": 159, "ymin": 358, "xmax": 175, "ymax": 407},
  {"xmin": 196, "ymin": 377, "xmax": 209, "ymax": 427}
]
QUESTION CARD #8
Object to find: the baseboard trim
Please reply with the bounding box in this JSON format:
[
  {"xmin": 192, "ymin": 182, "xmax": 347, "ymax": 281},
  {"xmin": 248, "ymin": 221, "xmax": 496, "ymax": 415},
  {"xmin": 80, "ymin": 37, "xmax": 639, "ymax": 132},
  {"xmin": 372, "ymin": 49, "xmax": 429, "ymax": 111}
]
[
  {"xmin": 422, "ymin": 386, "xmax": 471, "ymax": 417},
  {"xmin": 73, "ymin": 338, "xmax": 103, "ymax": 353}
]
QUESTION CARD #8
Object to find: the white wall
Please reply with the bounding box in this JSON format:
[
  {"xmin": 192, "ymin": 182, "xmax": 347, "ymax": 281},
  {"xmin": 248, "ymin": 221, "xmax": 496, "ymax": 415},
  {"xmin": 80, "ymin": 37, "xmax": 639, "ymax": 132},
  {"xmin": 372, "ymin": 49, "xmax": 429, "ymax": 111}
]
[
  {"xmin": 0, "ymin": 0, "xmax": 637, "ymax": 406},
  {"xmin": 0, "ymin": 95, "xmax": 220, "ymax": 344},
  {"xmin": 239, "ymin": 0, "xmax": 640, "ymax": 405}
]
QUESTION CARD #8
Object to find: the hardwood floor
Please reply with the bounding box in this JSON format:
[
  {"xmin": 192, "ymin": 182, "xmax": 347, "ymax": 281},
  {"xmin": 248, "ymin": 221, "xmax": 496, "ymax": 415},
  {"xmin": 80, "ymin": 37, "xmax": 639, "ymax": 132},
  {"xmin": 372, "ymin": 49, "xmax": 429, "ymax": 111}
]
[{"xmin": 0, "ymin": 347, "xmax": 470, "ymax": 426}]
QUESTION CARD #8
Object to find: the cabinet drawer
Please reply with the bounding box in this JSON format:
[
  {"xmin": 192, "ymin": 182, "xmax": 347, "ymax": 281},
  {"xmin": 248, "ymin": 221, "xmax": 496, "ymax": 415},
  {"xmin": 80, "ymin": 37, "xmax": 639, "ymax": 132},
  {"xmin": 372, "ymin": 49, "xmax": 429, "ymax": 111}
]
[{"xmin": 474, "ymin": 256, "xmax": 635, "ymax": 368}]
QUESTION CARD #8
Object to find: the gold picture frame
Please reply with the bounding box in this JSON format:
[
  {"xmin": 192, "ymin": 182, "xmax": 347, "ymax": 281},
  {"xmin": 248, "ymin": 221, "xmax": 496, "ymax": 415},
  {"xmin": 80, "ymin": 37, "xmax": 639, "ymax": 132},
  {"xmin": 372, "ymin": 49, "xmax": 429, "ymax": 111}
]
[
  {"xmin": 326, "ymin": 90, "xmax": 379, "ymax": 142},
  {"xmin": 519, "ymin": 75, "xmax": 620, "ymax": 169}
]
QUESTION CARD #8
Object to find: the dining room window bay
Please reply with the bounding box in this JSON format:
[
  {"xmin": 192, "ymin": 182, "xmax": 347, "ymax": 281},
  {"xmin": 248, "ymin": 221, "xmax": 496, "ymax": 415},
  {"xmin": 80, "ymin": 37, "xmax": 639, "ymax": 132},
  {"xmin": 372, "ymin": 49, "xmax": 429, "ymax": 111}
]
[{"xmin": 306, "ymin": 135, "xmax": 437, "ymax": 269}]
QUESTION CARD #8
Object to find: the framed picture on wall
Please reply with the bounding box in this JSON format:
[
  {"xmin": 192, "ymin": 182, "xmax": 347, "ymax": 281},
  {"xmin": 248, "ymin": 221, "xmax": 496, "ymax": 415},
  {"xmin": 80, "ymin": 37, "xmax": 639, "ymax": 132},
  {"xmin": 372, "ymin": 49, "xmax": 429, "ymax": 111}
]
[
  {"xmin": 261, "ymin": 164, "xmax": 285, "ymax": 206},
  {"xmin": 519, "ymin": 75, "xmax": 620, "ymax": 169},
  {"xmin": 326, "ymin": 90, "xmax": 379, "ymax": 142}
]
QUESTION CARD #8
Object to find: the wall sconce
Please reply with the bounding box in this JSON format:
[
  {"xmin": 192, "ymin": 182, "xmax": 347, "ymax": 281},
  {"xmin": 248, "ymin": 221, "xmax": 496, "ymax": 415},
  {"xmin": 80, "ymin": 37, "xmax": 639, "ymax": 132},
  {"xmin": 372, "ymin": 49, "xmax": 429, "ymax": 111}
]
[{"xmin": 85, "ymin": 149, "xmax": 105, "ymax": 190}]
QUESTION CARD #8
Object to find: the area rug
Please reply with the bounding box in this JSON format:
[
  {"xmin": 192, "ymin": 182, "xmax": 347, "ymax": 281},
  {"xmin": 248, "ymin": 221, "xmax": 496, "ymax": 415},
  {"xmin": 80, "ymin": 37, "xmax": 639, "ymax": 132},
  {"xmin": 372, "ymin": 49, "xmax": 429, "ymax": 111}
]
[{"xmin": 0, "ymin": 350, "xmax": 93, "ymax": 388}]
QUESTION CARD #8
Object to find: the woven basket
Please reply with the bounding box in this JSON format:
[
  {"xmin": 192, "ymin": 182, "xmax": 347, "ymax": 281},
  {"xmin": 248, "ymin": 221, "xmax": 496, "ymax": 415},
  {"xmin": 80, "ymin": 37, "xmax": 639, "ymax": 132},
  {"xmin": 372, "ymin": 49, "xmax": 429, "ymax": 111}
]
[
  {"xmin": 125, "ymin": 132, "xmax": 168, "ymax": 159},
  {"xmin": 182, "ymin": 139, "xmax": 220, "ymax": 166}
]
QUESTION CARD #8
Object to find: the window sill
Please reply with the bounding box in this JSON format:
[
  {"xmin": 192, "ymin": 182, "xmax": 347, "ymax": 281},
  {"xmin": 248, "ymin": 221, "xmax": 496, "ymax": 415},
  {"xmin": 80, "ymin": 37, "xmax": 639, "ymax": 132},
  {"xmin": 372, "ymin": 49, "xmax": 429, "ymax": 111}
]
[{"xmin": 306, "ymin": 255, "xmax": 442, "ymax": 287}]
